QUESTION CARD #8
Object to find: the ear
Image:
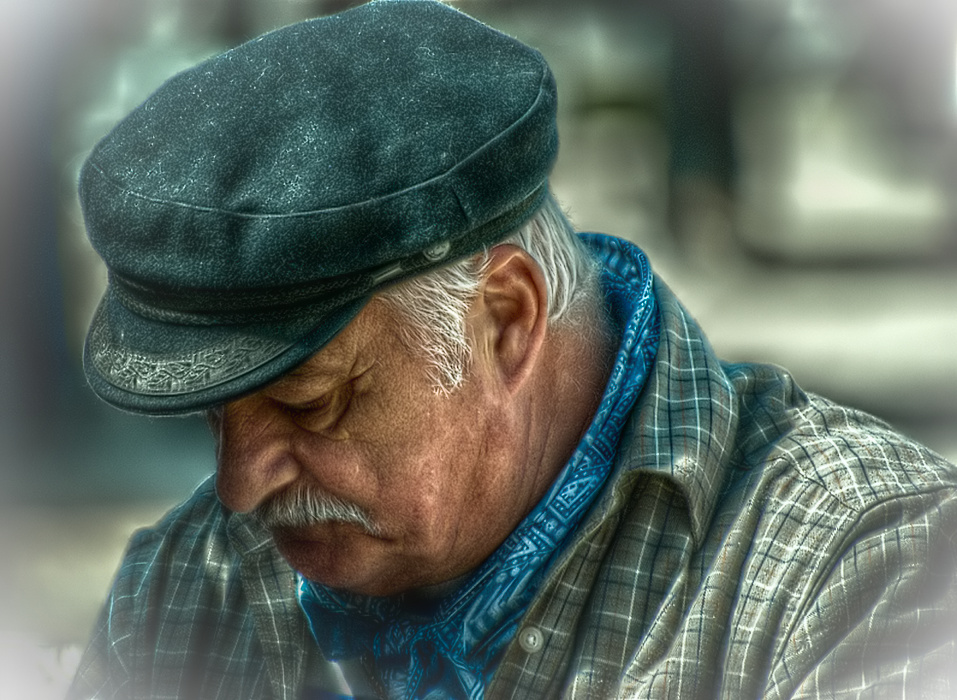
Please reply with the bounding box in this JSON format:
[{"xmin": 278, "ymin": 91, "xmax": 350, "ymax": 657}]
[{"xmin": 471, "ymin": 244, "xmax": 548, "ymax": 391}]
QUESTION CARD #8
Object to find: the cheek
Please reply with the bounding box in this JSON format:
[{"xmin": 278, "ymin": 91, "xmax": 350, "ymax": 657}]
[
  {"xmin": 366, "ymin": 404, "xmax": 482, "ymax": 534},
  {"xmin": 344, "ymin": 349, "xmax": 495, "ymax": 532}
]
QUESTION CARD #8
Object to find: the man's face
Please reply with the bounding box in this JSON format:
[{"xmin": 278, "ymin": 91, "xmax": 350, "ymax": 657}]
[{"xmin": 212, "ymin": 297, "xmax": 535, "ymax": 597}]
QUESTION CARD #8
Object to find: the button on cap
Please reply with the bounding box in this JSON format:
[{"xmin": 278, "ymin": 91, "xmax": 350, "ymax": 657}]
[{"xmin": 422, "ymin": 240, "xmax": 451, "ymax": 262}]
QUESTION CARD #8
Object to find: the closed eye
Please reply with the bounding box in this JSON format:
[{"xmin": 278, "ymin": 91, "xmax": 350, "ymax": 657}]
[{"xmin": 284, "ymin": 383, "xmax": 354, "ymax": 434}]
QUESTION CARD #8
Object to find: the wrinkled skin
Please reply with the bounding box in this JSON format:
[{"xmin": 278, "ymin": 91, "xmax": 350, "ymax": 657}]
[{"xmin": 213, "ymin": 246, "xmax": 611, "ymax": 596}]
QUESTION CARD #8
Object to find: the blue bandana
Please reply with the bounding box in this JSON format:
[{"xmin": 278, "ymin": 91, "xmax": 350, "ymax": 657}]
[{"xmin": 298, "ymin": 235, "xmax": 660, "ymax": 699}]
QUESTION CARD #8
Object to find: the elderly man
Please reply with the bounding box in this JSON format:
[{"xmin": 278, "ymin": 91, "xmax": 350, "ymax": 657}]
[{"xmin": 68, "ymin": 1, "xmax": 957, "ymax": 698}]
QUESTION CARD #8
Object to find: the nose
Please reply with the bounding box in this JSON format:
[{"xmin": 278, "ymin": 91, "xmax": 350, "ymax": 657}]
[{"xmin": 213, "ymin": 398, "xmax": 300, "ymax": 513}]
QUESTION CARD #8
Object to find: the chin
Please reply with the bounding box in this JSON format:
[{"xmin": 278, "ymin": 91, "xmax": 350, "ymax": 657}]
[{"xmin": 273, "ymin": 527, "xmax": 407, "ymax": 597}]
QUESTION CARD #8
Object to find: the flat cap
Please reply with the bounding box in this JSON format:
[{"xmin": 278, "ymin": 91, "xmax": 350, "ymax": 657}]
[{"xmin": 80, "ymin": 0, "xmax": 558, "ymax": 414}]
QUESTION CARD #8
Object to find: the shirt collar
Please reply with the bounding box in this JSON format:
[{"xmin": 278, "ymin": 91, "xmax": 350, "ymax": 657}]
[{"xmin": 590, "ymin": 235, "xmax": 738, "ymax": 546}]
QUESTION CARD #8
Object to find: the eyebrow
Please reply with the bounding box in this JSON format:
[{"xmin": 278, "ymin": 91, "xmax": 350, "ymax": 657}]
[
  {"xmin": 285, "ymin": 363, "xmax": 327, "ymax": 380},
  {"xmin": 271, "ymin": 337, "xmax": 369, "ymax": 397},
  {"xmin": 268, "ymin": 361, "xmax": 336, "ymax": 396},
  {"xmin": 270, "ymin": 351, "xmax": 359, "ymax": 399}
]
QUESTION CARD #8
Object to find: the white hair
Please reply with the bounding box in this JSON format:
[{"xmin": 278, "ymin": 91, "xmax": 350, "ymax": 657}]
[
  {"xmin": 379, "ymin": 190, "xmax": 606, "ymax": 393},
  {"xmin": 255, "ymin": 483, "xmax": 381, "ymax": 536}
]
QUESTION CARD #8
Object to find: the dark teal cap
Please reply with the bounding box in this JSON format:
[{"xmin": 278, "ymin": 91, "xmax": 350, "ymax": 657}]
[{"xmin": 80, "ymin": 0, "xmax": 558, "ymax": 415}]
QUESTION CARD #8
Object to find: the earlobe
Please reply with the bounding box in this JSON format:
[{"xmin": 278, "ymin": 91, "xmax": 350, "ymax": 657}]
[{"xmin": 475, "ymin": 245, "xmax": 548, "ymax": 391}]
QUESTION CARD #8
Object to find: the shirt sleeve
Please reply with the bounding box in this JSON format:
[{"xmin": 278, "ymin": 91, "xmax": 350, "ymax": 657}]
[{"xmin": 772, "ymin": 484, "xmax": 957, "ymax": 698}]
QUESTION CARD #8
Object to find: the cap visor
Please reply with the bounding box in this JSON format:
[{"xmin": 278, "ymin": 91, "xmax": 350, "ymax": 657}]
[{"xmin": 83, "ymin": 286, "xmax": 368, "ymax": 415}]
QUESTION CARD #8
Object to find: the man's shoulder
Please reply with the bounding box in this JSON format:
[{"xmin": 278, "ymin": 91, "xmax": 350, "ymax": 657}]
[
  {"xmin": 126, "ymin": 474, "xmax": 226, "ymax": 553},
  {"xmin": 762, "ymin": 389, "xmax": 957, "ymax": 514},
  {"xmin": 70, "ymin": 481, "xmax": 307, "ymax": 699},
  {"xmin": 712, "ymin": 357, "xmax": 957, "ymax": 525},
  {"xmin": 631, "ymin": 279, "xmax": 957, "ymax": 528},
  {"xmin": 114, "ymin": 474, "xmax": 263, "ymax": 594}
]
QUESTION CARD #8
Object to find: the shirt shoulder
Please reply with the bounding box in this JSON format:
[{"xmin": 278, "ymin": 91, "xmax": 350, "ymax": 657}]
[
  {"xmin": 774, "ymin": 388, "xmax": 954, "ymax": 514},
  {"xmin": 127, "ymin": 474, "xmax": 224, "ymax": 547},
  {"xmin": 114, "ymin": 475, "xmax": 243, "ymax": 595},
  {"xmin": 68, "ymin": 476, "xmax": 299, "ymax": 699},
  {"xmin": 719, "ymin": 360, "xmax": 956, "ymax": 514}
]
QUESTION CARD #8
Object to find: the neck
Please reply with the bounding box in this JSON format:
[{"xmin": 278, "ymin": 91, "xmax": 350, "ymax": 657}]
[
  {"xmin": 400, "ymin": 319, "xmax": 617, "ymax": 598},
  {"xmin": 520, "ymin": 318, "xmax": 618, "ymax": 514}
]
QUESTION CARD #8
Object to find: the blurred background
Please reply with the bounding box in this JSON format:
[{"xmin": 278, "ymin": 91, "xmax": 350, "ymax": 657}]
[{"xmin": 1, "ymin": 0, "xmax": 956, "ymax": 695}]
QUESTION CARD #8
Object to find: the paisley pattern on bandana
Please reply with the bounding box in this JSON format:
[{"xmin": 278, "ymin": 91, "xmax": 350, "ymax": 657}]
[{"xmin": 298, "ymin": 235, "xmax": 660, "ymax": 699}]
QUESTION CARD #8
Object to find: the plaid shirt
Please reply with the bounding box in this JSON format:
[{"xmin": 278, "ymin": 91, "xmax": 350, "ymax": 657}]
[{"xmin": 69, "ymin": 256, "xmax": 957, "ymax": 699}]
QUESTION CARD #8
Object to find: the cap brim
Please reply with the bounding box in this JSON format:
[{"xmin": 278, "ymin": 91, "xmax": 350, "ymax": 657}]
[{"xmin": 83, "ymin": 286, "xmax": 368, "ymax": 415}]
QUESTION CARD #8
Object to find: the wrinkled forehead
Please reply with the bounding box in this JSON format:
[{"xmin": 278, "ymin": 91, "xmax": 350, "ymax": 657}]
[{"xmin": 256, "ymin": 298, "xmax": 392, "ymax": 399}]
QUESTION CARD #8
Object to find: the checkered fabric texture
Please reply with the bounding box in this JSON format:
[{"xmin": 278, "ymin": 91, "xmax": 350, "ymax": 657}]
[{"xmin": 68, "ymin": 250, "xmax": 957, "ymax": 699}]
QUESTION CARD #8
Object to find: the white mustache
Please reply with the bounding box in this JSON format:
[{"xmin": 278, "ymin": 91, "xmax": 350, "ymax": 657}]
[{"xmin": 255, "ymin": 485, "xmax": 381, "ymax": 536}]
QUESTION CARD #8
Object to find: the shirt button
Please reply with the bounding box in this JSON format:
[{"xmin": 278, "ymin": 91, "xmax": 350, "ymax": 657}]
[{"xmin": 519, "ymin": 626, "xmax": 544, "ymax": 654}]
